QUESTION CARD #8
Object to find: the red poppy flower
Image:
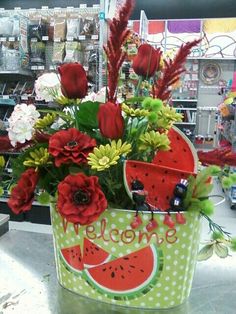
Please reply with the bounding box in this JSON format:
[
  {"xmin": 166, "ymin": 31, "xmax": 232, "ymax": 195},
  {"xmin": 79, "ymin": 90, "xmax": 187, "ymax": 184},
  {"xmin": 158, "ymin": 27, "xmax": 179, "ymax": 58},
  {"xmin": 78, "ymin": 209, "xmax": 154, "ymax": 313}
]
[
  {"xmin": 48, "ymin": 128, "xmax": 96, "ymax": 167},
  {"xmin": 58, "ymin": 63, "xmax": 88, "ymax": 99},
  {"xmin": 132, "ymin": 44, "xmax": 162, "ymax": 78},
  {"xmin": 97, "ymin": 102, "xmax": 124, "ymax": 139},
  {"xmin": 7, "ymin": 168, "xmax": 39, "ymax": 214},
  {"xmin": 57, "ymin": 173, "xmax": 107, "ymax": 225}
]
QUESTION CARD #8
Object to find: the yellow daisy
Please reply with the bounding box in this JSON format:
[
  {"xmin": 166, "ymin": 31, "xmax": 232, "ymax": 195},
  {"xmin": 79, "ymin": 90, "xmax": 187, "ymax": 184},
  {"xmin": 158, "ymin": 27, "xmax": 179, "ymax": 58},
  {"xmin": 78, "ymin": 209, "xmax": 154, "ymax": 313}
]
[
  {"xmin": 156, "ymin": 105, "xmax": 183, "ymax": 130},
  {"xmin": 35, "ymin": 113, "xmax": 57, "ymax": 129},
  {"xmin": 23, "ymin": 147, "xmax": 52, "ymax": 170},
  {"xmin": 110, "ymin": 139, "xmax": 132, "ymax": 156},
  {"xmin": 87, "ymin": 144, "xmax": 120, "ymax": 171},
  {"xmin": 139, "ymin": 131, "xmax": 170, "ymax": 152},
  {"xmin": 122, "ymin": 103, "xmax": 149, "ymax": 118}
]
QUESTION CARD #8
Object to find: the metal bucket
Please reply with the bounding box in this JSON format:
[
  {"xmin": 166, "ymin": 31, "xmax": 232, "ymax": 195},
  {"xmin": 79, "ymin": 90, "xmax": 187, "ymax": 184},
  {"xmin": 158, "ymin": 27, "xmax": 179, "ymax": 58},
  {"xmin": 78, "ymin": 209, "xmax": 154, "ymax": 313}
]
[{"xmin": 51, "ymin": 205, "xmax": 201, "ymax": 310}]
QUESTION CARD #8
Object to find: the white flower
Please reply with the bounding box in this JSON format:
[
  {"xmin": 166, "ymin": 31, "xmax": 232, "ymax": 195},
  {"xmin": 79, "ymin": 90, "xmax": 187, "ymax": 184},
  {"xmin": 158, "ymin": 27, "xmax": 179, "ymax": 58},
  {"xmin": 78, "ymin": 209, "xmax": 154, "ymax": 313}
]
[
  {"xmin": 35, "ymin": 73, "xmax": 62, "ymax": 102},
  {"xmin": 7, "ymin": 103, "xmax": 40, "ymax": 146}
]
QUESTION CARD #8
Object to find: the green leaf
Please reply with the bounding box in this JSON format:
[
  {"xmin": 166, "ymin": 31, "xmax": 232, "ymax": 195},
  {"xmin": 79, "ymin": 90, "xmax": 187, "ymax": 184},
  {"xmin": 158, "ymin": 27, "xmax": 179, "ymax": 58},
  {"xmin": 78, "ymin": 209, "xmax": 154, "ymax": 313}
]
[
  {"xmin": 183, "ymin": 175, "xmax": 196, "ymax": 208},
  {"xmin": 197, "ymin": 244, "xmax": 214, "ymax": 261},
  {"xmin": 125, "ymin": 96, "xmax": 145, "ymax": 104},
  {"xmin": 37, "ymin": 191, "xmax": 50, "ymax": 205},
  {"xmin": 194, "ymin": 183, "xmax": 214, "ymax": 199},
  {"xmin": 76, "ymin": 101, "xmax": 100, "ymax": 128},
  {"xmin": 187, "ymin": 198, "xmax": 202, "ymax": 211},
  {"xmin": 214, "ymin": 243, "xmax": 229, "ymax": 258}
]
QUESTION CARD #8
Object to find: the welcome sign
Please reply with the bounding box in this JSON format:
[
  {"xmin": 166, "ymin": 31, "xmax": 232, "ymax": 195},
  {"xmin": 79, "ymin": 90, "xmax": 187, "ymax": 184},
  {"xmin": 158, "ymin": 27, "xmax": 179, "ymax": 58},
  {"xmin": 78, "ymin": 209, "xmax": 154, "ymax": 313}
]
[{"xmin": 51, "ymin": 206, "xmax": 201, "ymax": 309}]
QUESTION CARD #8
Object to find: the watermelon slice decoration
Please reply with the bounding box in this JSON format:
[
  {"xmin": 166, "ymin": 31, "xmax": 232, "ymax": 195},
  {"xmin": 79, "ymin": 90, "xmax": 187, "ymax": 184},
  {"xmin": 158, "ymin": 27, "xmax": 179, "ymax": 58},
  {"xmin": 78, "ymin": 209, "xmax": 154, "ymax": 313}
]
[
  {"xmin": 60, "ymin": 245, "xmax": 84, "ymax": 275},
  {"xmin": 124, "ymin": 160, "xmax": 194, "ymax": 211},
  {"xmin": 153, "ymin": 126, "xmax": 198, "ymax": 173},
  {"xmin": 83, "ymin": 238, "xmax": 113, "ymax": 268},
  {"xmin": 83, "ymin": 244, "xmax": 163, "ymax": 300}
]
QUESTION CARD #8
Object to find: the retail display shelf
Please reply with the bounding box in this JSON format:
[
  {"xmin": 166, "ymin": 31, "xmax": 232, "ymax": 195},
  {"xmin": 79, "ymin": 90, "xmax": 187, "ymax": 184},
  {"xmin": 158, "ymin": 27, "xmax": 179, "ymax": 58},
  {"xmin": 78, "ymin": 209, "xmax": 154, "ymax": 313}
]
[
  {"xmin": 174, "ymin": 122, "xmax": 196, "ymax": 125},
  {"xmin": 171, "ymin": 99, "xmax": 198, "ymax": 102},
  {"xmin": 175, "ymin": 107, "xmax": 197, "ymax": 111}
]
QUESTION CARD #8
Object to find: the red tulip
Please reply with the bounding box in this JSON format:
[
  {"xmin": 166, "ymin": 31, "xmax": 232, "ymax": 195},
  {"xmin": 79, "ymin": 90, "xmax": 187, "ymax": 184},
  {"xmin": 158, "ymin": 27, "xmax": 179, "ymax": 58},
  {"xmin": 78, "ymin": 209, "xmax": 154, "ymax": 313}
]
[
  {"xmin": 97, "ymin": 102, "xmax": 124, "ymax": 139},
  {"xmin": 132, "ymin": 44, "xmax": 162, "ymax": 78},
  {"xmin": 58, "ymin": 63, "xmax": 88, "ymax": 99}
]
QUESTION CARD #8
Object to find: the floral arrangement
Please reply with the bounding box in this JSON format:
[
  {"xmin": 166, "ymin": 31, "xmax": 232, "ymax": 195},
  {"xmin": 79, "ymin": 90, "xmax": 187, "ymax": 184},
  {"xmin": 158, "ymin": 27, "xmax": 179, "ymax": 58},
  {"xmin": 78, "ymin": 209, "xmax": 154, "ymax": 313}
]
[{"xmin": 0, "ymin": 0, "xmax": 235, "ymax": 260}]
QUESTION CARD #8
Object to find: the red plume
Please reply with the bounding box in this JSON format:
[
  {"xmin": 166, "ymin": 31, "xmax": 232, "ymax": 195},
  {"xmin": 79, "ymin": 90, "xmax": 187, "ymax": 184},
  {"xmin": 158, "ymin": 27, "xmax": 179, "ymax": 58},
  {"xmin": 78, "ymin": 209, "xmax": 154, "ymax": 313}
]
[
  {"xmin": 104, "ymin": 0, "xmax": 135, "ymax": 102},
  {"xmin": 153, "ymin": 39, "xmax": 201, "ymax": 101}
]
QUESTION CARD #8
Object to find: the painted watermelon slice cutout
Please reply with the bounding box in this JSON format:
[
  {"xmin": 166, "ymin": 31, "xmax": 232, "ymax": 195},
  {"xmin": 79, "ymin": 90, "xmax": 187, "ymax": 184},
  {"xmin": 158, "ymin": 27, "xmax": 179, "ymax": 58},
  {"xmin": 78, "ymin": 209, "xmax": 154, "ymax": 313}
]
[
  {"xmin": 83, "ymin": 244, "xmax": 163, "ymax": 300},
  {"xmin": 153, "ymin": 126, "xmax": 198, "ymax": 173},
  {"xmin": 59, "ymin": 245, "xmax": 84, "ymax": 275},
  {"xmin": 124, "ymin": 160, "xmax": 194, "ymax": 211},
  {"xmin": 83, "ymin": 238, "xmax": 112, "ymax": 268}
]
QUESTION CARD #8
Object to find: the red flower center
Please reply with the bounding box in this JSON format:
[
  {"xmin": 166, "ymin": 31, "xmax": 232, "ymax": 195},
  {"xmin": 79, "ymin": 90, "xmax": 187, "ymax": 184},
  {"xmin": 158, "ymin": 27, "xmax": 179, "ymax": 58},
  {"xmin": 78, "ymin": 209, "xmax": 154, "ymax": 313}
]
[
  {"xmin": 67, "ymin": 140, "xmax": 78, "ymax": 148},
  {"xmin": 73, "ymin": 189, "xmax": 90, "ymax": 206}
]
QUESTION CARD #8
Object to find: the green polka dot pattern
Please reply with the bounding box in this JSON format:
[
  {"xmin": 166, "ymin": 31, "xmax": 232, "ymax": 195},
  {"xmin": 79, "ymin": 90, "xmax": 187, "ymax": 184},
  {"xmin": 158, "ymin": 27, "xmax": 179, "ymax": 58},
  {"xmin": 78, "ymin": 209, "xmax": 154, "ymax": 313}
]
[{"xmin": 51, "ymin": 205, "xmax": 201, "ymax": 310}]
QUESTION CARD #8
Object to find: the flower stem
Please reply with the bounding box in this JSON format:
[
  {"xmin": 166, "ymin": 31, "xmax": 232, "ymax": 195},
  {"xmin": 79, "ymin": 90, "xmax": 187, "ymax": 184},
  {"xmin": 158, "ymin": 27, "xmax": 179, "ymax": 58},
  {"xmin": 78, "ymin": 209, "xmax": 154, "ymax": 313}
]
[
  {"xmin": 135, "ymin": 76, "xmax": 143, "ymax": 97},
  {"xmin": 200, "ymin": 211, "xmax": 231, "ymax": 238}
]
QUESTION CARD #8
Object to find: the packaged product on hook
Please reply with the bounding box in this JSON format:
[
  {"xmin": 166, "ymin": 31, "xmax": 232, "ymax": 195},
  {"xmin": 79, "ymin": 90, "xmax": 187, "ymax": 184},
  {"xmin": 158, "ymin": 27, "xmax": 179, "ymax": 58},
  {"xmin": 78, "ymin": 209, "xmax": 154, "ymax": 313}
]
[
  {"xmin": 54, "ymin": 17, "xmax": 66, "ymax": 41},
  {"xmin": 52, "ymin": 42, "xmax": 65, "ymax": 64},
  {"xmin": 64, "ymin": 42, "xmax": 81, "ymax": 63},
  {"xmin": 66, "ymin": 19, "xmax": 79, "ymax": 40}
]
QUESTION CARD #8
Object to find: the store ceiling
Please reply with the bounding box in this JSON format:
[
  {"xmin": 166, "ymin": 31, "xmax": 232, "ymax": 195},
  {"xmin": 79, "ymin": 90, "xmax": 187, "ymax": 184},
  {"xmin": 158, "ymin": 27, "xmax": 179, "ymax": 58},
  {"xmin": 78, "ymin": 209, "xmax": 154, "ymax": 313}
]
[{"xmin": 0, "ymin": 0, "xmax": 235, "ymax": 19}]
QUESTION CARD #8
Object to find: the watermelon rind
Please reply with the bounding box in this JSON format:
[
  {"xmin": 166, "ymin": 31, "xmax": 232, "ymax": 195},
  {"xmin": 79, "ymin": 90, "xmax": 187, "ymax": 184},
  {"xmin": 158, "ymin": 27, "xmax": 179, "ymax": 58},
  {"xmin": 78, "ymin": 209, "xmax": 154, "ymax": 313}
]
[{"xmin": 83, "ymin": 244, "xmax": 163, "ymax": 300}]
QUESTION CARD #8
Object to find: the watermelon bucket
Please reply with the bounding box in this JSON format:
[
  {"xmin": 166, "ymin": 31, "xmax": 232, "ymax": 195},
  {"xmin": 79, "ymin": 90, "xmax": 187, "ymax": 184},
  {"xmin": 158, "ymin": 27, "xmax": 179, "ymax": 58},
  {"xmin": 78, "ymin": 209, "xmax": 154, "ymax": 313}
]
[{"xmin": 51, "ymin": 205, "xmax": 201, "ymax": 310}]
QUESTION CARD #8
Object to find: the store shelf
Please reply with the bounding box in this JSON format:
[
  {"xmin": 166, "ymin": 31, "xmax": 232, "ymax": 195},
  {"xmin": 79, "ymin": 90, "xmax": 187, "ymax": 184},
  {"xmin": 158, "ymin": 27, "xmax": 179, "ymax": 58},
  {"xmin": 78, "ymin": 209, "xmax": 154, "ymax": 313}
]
[
  {"xmin": 0, "ymin": 69, "xmax": 34, "ymax": 81},
  {"xmin": 174, "ymin": 122, "xmax": 196, "ymax": 125},
  {"xmin": 175, "ymin": 108, "xmax": 197, "ymax": 111},
  {"xmin": 171, "ymin": 99, "xmax": 198, "ymax": 102}
]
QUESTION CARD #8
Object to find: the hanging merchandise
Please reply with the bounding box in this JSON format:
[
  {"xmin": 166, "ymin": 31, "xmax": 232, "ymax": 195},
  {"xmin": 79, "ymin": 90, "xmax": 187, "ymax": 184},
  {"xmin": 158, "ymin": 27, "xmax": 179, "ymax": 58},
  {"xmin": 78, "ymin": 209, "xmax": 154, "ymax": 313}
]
[{"xmin": 52, "ymin": 42, "xmax": 65, "ymax": 65}]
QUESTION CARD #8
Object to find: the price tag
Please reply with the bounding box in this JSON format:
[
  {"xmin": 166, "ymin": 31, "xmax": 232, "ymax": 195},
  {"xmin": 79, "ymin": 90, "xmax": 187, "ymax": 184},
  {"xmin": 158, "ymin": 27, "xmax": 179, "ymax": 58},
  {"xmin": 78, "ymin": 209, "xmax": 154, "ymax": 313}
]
[
  {"xmin": 54, "ymin": 38, "xmax": 61, "ymax": 42},
  {"xmin": 66, "ymin": 37, "xmax": 74, "ymax": 42},
  {"xmin": 21, "ymin": 95, "xmax": 28, "ymax": 100},
  {"xmin": 66, "ymin": 6, "xmax": 74, "ymax": 11},
  {"xmin": 14, "ymin": 7, "xmax": 21, "ymax": 10},
  {"xmin": 38, "ymin": 65, "xmax": 45, "ymax": 70},
  {"xmin": 3, "ymin": 95, "xmax": 9, "ymax": 99},
  {"xmin": 0, "ymin": 37, "xmax": 6, "ymax": 42},
  {"xmin": 91, "ymin": 35, "xmax": 99, "ymax": 40},
  {"xmin": 8, "ymin": 37, "xmax": 15, "ymax": 42},
  {"xmin": 0, "ymin": 8, "xmax": 5, "ymax": 11},
  {"xmin": 84, "ymin": 66, "xmax": 88, "ymax": 71},
  {"xmin": 42, "ymin": 36, "xmax": 49, "ymax": 41},
  {"xmin": 41, "ymin": 6, "xmax": 49, "ymax": 10},
  {"xmin": 54, "ymin": 7, "xmax": 61, "ymax": 11},
  {"xmin": 93, "ymin": 4, "xmax": 100, "ymax": 8},
  {"xmin": 29, "ymin": 8, "xmax": 36, "ymax": 12},
  {"xmin": 79, "ymin": 35, "xmax": 86, "ymax": 41},
  {"xmin": 31, "ymin": 65, "xmax": 38, "ymax": 70},
  {"xmin": 79, "ymin": 4, "xmax": 87, "ymax": 8},
  {"xmin": 31, "ymin": 38, "xmax": 38, "ymax": 42},
  {"xmin": 50, "ymin": 65, "xmax": 57, "ymax": 70}
]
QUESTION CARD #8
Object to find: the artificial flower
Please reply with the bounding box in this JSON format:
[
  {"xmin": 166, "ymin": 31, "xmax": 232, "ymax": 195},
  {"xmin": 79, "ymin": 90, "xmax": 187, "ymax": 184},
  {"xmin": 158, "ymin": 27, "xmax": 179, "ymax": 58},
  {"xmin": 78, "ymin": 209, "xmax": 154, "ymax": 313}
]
[
  {"xmin": 7, "ymin": 168, "xmax": 39, "ymax": 214},
  {"xmin": 122, "ymin": 103, "xmax": 149, "ymax": 117},
  {"xmin": 48, "ymin": 128, "xmax": 96, "ymax": 167},
  {"xmin": 23, "ymin": 147, "xmax": 52, "ymax": 170},
  {"xmin": 110, "ymin": 139, "xmax": 132, "ymax": 156},
  {"xmin": 139, "ymin": 131, "xmax": 170, "ymax": 152},
  {"xmin": 58, "ymin": 63, "xmax": 88, "ymax": 99},
  {"xmin": 87, "ymin": 144, "xmax": 121, "ymax": 171},
  {"xmin": 0, "ymin": 156, "xmax": 5, "ymax": 168},
  {"xmin": 34, "ymin": 113, "xmax": 57, "ymax": 129},
  {"xmin": 98, "ymin": 102, "xmax": 124, "ymax": 139},
  {"xmin": 35, "ymin": 72, "xmax": 61, "ymax": 102},
  {"xmin": 132, "ymin": 44, "xmax": 162, "ymax": 78},
  {"xmin": 57, "ymin": 173, "xmax": 107, "ymax": 225},
  {"xmin": 7, "ymin": 104, "xmax": 40, "ymax": 146},
  {"xmin": 156, "ymin": 105, "xmax": 183, "ymax": 130}
]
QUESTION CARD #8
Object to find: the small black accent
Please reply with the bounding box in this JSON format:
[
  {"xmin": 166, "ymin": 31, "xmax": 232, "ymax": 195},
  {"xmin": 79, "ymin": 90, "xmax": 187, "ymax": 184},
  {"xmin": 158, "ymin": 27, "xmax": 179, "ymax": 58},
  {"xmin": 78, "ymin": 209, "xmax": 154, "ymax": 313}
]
[{"xmin": 111, "ymin": 272, "xmax": 115, "ymax": 278}]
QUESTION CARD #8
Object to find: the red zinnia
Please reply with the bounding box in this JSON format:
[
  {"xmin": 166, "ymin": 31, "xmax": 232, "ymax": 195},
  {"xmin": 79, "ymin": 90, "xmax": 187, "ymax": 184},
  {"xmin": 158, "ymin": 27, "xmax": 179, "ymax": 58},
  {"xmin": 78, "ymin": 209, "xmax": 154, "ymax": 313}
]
[
  {"xmin": 48, "ymin": 128, "xmax": 96, "ymax": 167},
  {"xmin": 7, "ymin": 168, "xmax": 39, "ymax": 214},
  {"xmin": 58, "ymin": 63, "xmax": 88, "ymax": 99},
  {"xmin": 132, "ymin": 44, "xmax": 161, "ymax": 78},
  {"xmin": 97, "ymin": 102, "xmax": 124, "ymax": 139},
  {"xmin": 57, "ymin": 173, "xmax": 107, "ymax": 225}
]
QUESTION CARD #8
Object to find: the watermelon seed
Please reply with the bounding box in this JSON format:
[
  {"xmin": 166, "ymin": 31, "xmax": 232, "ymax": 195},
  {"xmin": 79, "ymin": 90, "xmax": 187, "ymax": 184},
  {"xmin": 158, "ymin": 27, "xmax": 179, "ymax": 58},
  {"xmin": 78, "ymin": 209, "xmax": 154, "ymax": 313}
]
[
  {"xmin": 91, "ymin": 251, "xmax": 94, "ymax": 255},
  {"xmin": 95, "ymin": 247, "xmax": 99, "ymax": 251},
  {"xmin": 115, "ymin": 267, "xmax": 118, "ymax": 271},
  {"xmin": 111, "ymin": 272, "xmax": 115, "ymax": 278},
  {"xmin": 109, "ymin": 266, "xmax": 113, "ymax": 270},
  {"xmin": 145, "ymin": 173, "xmax": 148, "ymax": 176},
  {"xmin": 152, "ymin": 185, "xmax": 155, "ymax": 189},
  {"xmin": 165, "ymin": 170, "xmax": 168, "ymax": 174},
  {"xmin": 123, "ymin": 257, "xmax": 129, "ymax": 260},
  {"xmin": 140, "ymin": 269, "xmax": 144, "ymax": 272},
  {"xmin": 86, "ymin": 248, "xmax": 89, "ymax": 252},
  {"xmin": 177, "ymin": 136, "xmax": 180, "ymax": 140},
  {"xmin": 162, "ymin": 178, "xmax": 165, "ymax": 183},
  {"xmin": 170, "ymin": 149, "xmax": 173, "ymax": 152},
  {"xmin": 155, "ymin": 197, "xmax": 158, "ymax": 201},
  {"xmin": 173, "ymin": 160, "xmax": 177, "ymax": 163},
  {"xmin": 183, "ymin": 148, "xmax": 187, "ymax": 152},
  {"xmin": 128, "ymin": 270, "xmax": 132, "ymax": 273},
  {"xmin": 166, "ymin": 196, "xmax": 170, "ymax": 200},
  {"xmin": 129, "ymin": 265, "xmax": 135, "ymax": 268},
  {"xmin": 102, "ymin": 268, "xmax": 106, "ymax": 271},
  {"xmin": 120, "ymin": 265, "xmax": 124, "ymax": 270},
  {"xmin": 158, "ymin": 160, "xmax": 162, "ymax": 163},
  {"xmin": 121, "ymin": 275, "xmax": 125, "ymax": 279},
  {"xmin": 133, "ymin": 255, "xmax": 138, "ymax": 258}
]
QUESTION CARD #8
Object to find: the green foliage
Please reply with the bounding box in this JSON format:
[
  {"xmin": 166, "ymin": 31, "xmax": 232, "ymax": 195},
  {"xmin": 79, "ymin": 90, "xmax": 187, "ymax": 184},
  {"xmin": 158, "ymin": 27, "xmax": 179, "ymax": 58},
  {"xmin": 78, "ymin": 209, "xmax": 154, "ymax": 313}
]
[
  {"xmin": 37, "ymin": 191, "xmax": 50, "ymax": 205},
  {"xmin": 76, "ymin": 101, "xmax": 100, "ymax": 129},
  {"xmin": 231, "ymin": 238, "xmax": 236, "ymax": 251},
  {"xmin": 212, "ymin": 231, "xmax": 224, "ymax": 240},
  {"xmin": 200, "ymin": 199, "xmax": 214, "ymax": 216},
  {"xmin": 222, "ymin": 176, "xmax": 233, "ymax": 189},
  {"xmin": 142, "ymin": 97, "xmax": 153, "ymax": 109},
  {"xmin": 198, "ymin": 244, "xmax": 214, "ymax": 261}
]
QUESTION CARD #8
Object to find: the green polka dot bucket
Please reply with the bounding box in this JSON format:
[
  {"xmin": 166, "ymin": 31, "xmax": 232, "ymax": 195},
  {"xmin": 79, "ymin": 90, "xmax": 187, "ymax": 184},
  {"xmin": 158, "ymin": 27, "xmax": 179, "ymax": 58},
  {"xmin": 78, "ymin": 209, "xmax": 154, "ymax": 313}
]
[{"xmin": 51, "ymin": 205, "xmax": 201, "ymax": 310}]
